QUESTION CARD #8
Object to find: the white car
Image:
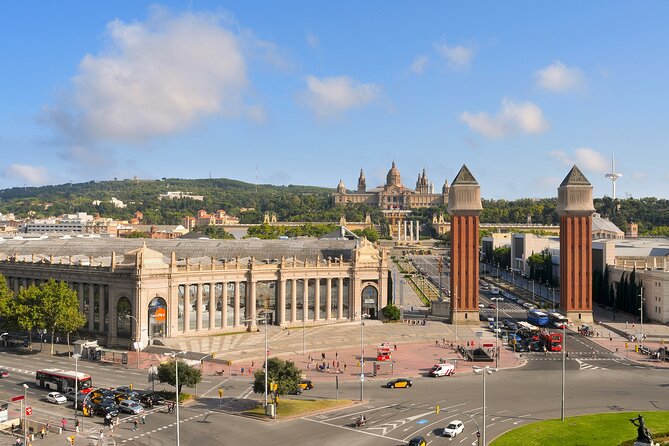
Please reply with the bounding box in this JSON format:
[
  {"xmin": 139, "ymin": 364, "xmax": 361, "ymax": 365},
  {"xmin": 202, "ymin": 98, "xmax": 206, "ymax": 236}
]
[
  {"xmin": 443, "ymin": 420, "xmax": 465, "ymax": 437},
  {"xmin": 46, "ymin": 392, "xmax": 67, "ymax": 404}
]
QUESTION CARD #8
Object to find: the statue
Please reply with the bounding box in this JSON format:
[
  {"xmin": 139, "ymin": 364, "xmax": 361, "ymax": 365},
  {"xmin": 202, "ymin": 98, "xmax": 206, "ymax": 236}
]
[{"xmin": 629, "ymin": 414, "xmax": 653, "ymax": 444}]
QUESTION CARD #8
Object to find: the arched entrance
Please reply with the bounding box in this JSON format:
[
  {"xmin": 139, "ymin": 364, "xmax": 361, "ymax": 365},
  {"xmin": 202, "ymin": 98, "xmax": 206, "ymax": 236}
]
[
  {"xmin": 148, "ymin": 297, "xmax": 168, "ymax": 338},
  {"xmin": 117, "ymin": 297, "xmax": 132, "ymax": 338},
  {"xmin": 361, "ymin": 285, "xmax": 379, "ymax": 319}
]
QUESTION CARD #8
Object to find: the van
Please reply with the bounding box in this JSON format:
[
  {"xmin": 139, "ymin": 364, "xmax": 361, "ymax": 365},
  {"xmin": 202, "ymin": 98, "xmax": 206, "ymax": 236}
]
[
  {"xmin": 429, "ymin": 363, "xmax": 455, "ymax": 377},
  {"xmin": 489, "ymin": 287, "xmax": 500, "ymax": 295}
]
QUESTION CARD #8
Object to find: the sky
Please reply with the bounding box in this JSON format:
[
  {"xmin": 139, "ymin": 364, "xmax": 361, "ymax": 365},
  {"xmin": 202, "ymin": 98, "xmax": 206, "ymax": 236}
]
[{"xmin": 1, "ymin": 1, "xmax": 668, "ymax": 199}]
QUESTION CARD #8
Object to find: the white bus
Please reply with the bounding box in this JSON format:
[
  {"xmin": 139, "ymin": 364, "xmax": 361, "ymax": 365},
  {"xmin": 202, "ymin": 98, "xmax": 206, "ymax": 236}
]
[{"xmin": 36, "ymin": 369, "xmax": 92, "ymax": 393}]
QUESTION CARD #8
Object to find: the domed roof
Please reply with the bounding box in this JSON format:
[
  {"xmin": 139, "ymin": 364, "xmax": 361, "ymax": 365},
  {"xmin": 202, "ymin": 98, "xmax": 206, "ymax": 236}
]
[{"xmin": 386, "ymin": 161, "xmax": 402, "ymax": 187}]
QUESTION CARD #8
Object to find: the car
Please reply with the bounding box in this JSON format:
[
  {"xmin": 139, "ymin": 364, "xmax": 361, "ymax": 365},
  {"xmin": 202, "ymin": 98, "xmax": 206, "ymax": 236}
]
[
  {"xmin": 443, "ymin": 420, "xmax": 465, "ymax": 437},
  {"xmin": 488, "ymin": 304, "xmax": 496, "ymax": 309},
  {"xmin": 137, "ymin": 391, "xmax": 165, "ymax": 406},
  {"xmin": 0, "ymin": 368, "xmax": 8, "ymax": 378},
  {"xmin": 92, "ymin": 401, "xmax": 119, "ymax": 417},
  {"xmin": 46, "ymin": 392, "xmax": 67, "ymax": 404},
  {"xmin": 118, "ymin": 400, "xmax": 144, "ymax": 414},
  {"xmin": 507, "ymin": 322, "xmax": 518, "ymax": 331},
  {"xmin": 385, "ymin": 378, "xmax": 412, "ymax": 389},
  {"xmin": 298, "ymin": 380, "xmax": 314, "ymax": 391},
  {"xmin": 478, "ymin": 303, "xmax": 485, "ymax": 308},
  {"xmin": 408, "ymin": 436, "xmax": 427, "ymax": 446}
]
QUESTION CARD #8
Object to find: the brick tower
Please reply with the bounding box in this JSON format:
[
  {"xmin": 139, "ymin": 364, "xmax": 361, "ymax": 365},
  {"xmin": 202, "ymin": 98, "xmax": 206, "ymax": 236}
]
[
  {"xmin": 557, "ymin": 165, "xmax": 595, "ymax": 323},
  {"xmin": 448, "ymin": 165, "xmax": 482, "ymax": 325}
]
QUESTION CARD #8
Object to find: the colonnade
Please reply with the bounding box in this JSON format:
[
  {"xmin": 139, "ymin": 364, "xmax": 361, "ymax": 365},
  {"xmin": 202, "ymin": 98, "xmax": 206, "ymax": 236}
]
[{"xmin": 397, "ymin": 220, "xmax": 420, "ymax": 242}]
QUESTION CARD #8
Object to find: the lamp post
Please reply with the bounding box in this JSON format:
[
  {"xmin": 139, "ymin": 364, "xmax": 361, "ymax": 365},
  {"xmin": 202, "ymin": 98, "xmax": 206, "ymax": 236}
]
[
  {"xmin": 495, "ymin": 300, "xmax": 499, "ymax": 369},
  {"xmin": 531, "ymin": 280, "xmax": 535, "ymax": 303},
  {"xmin": 243, "ymin": 313, "xmax": 270, "ymax": 408},
  {"xmin": 473, "ymin": 366, "xmax": 497, "ymax": 446},
  {"xmin": 561, "ymin": 324, "xmax": 566, "ymax": 421},
  {"xmin": 462, "ymin": 413, "xmax": 481, "ymax": 446},
  {"xmin": 73, "ymin": 353, "xmax": 81, "ymax": 423},
  {"xmin": 22, "ymin": 383, "xmax": 28, "ymax": 446},
  {"xmin": 639, "ymin": 287, "xmax": 645, "ymax": 342},
  {"xmin": 438, "ymin": 258, "xmax": 443, "ymax": 301},
  {"xmin": 453, "ymin": 286, "xmax": 458, "ymax": 343},
  {"xmin": 356, "ymin": 312, "xmax": 365, "ymax": 402},
  {"xmin": 124, "ymin": 314, "xmax": 141, "ymax": 369},
  {"xmin": 302, "ymin": 311, "xmax": 306, "ymax": 356},
  {"xmin": 166, "ymin": 350, "xmax": 188, "ymax": 446}
]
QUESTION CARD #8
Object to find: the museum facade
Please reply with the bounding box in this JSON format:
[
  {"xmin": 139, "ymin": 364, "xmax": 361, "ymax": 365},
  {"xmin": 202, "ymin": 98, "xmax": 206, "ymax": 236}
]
[{"xmin": 0, "ymin": 237, "xmax": 389, "ymax": 348}]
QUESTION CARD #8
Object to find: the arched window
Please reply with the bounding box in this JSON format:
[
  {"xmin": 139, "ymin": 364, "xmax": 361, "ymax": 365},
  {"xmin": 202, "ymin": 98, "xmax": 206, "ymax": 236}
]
[
  {"xmin": 148, "ymin": 297, "xmax": 168, "ymax": 338},
  {"xmin": 117, "ymin": 297, "xmax": 132, "ymax": 338},
  {"xmin": 362, "ymin": 285, "xmax": 379, "ymax": 319}
]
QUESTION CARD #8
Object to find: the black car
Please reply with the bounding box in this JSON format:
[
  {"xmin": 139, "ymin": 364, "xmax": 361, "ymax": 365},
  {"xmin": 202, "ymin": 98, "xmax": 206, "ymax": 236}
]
[
  {"xmin": 385, "ymin": 378, "xmax": 412, "ymax": 389},
  {"xmin": 138, "ymin": 391, "xmax": 166, "ymax": 406},
  {"xmin": 92, "ymin": 400, "xmax": 119, "ymax": 417}
]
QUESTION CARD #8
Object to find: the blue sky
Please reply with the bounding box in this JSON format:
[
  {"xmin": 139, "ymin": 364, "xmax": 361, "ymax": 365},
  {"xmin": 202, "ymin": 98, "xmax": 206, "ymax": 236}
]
[{"xmin": 1, "ymin": 1, "xmax": 668, "ymax": 199}]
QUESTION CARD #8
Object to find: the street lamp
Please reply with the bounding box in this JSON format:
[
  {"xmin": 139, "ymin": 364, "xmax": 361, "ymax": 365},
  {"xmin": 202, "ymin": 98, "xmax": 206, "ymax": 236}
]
[
  {"xmin": 495, "ymin": 300, "xmax": 499, "ymax": 369},
  {"xmin": 243, "ymin": 313, "xmax": 270, "ymax": 408},
  {"xmin": 639, "ymin": 287, "xmax": 645, "ymax": 342},
  {"xmin": 72, "ymin": 353, "xmax": 81, "ymax": 423},
  {"xmin": 124, "ymin": 314, "xmax": 141, "ymax": 369},
  {"xmin": 166, "ymin": 350, "xmax": 187, "ymax": 446},
  {"xmin": 561, "ymin": 324, "xmax": 566, "ymax": 421},
  {"xmin": 473, "ymin": 366, "xmax": 497, "ymax": 446},
  {"xmin": 355, "ymin": 312, "xmax": 365, "ymax": 402},
  {"xmin": 22, "ymin": 383, "xmax": 28, "ymax": 446}
]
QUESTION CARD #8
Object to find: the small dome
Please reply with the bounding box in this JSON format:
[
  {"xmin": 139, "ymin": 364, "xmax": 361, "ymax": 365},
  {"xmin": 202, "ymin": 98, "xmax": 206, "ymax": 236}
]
[
  {"xmin": 386, "ymin": 161, "xmax": 402, "ymax": 187},
  {"xmin": 337, "ymin": 179, "xmax": 346, "ymax": 193}
]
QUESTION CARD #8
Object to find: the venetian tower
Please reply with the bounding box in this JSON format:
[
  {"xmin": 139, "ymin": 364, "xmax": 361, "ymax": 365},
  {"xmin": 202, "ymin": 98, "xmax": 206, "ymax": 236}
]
[
  {"xmin": 557, "ymin": 165, "xmax": 595, "ymax": 323},
  {"xmin": 448, "ymin": 165, "xmax": 482, "ymax": 325}
]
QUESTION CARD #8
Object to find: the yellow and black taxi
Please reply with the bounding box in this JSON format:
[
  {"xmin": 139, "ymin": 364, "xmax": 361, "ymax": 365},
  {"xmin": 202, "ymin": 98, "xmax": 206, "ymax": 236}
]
[
  {"xmin": 385, "ymin": 378, "xmax": 412, "ymax": 389},
  {"xmin": 408, "ymin": 436, "xmax": 426, "ymax": 446},
  {"xmin": 298, "ymin": 380, "xmax": 314, "ymax": 391}
]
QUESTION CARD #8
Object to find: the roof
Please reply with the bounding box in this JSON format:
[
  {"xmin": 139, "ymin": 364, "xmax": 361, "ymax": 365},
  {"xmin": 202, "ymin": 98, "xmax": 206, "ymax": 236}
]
[
  {"xmin": 560, "ymin": 165, "xmax": 591, "ymax": 187},
  {"xmin": 451, "ymin": 165, "xmax": 478, "ymax": 185},
  {"xmin": 0, "ymin": 237, "xmax": 358, "ymax": 263},
  {"xmin": 592, "ymin": 214, "xmax": 623, "ymax": 235}
]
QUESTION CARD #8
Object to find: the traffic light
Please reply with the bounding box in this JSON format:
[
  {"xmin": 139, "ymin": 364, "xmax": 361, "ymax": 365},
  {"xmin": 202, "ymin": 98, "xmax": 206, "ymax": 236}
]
[
  {"xmin": 435, "ymin": 404, "xmax": 440, "ymax": 415},
  {"xmin": 68, "ymin": 435, "xmax": 75, "ymax": 445},
  {"xmin": 218, "ymin": 388, "xmax": 224, "ymax": 398}
]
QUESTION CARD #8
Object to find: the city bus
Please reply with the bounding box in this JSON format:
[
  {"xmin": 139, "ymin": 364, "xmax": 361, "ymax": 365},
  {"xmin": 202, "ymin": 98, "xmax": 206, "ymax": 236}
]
[
  {"xmin": 36, "ymin": 369, "xmax": 92, "ymax": 393},
  {"xmin": 548, "ymin": 312, "xmax": 570, "ymax": 329},
  {"xmin": 526, "ymin": 309, "xmax": 549, "ymax": 327}
]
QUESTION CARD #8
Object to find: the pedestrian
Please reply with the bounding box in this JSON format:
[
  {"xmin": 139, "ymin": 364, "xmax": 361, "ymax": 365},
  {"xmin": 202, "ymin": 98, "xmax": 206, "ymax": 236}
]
[
  {"xmin": 133, "ymin": 419, "xmax": 139, "ymax": 431},
  {"xmin": 394, "ymin": 344, "xmax": 397, "ymax": 351},
  {"xmin": 335, "ymin": 351, "xmax": 338, "ymax": 360},
  {"xmin": 344, "ymin": 362, "xmax": 347, "ymax": 372},
  {"xmin": 99, "ymin": 429, "xmax": 104, "ymax": 444},
  {"xmin": 61, "ymin": 418, "xmax": 67, "ymax": 431},
  {"xmin": 322, "ymin": 352, "xmax": 326, "ymax": 360},
  {"xmin": 626, "ymin": 321, "xmax": 629, "ymax": 328},
  {"xmin": 241, "ymin": 367, "xmax": 245, "ymax": 376},
  {"xmin": 75, "ymin": 419, "xmax": 80, "ymax": 433},
  {"xmin": 141, "ymin": 413, "xmax": 146, "ymax": 424},
  {"xmin": 332, "ymin": 360, "xmax": 335, "ymax": 367},
  {"xmin": 436, "ymin": 340, "xmax": 439, "ymax": 347},
  {"xmin": 251, "ymin": 360, "xmax": 255, "ymax": 368}
]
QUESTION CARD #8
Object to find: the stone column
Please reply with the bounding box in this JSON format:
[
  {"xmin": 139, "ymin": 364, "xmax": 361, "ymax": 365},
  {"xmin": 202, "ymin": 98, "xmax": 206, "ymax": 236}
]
[
  {"xmin": 99, "ymin": 287, "xmax": 106, "ymax": 334},
  {"xmin": 278, "ymin": 279, "xmax": 286, "ymax": 326},
  {"xmin": 291, "ymin": 279, "xmax": 297, "ymax": 323},
  {"xmin": 78, "ymin": 283, "xmax": 85, "ymax": 314},
  {"xmin": 303, "ymin": 278, "xmax": 309, "ymax": 322},
  {"xmin": 248, "ymin": 279, "xmax": 257, "ymax": 330},
  {"xmin": 415, "ymin": 221, "xmax": 419, "ymax": 241},
  {"xmin": 325, "ymin": 278, "xmax": 332, "ymax": 320},
  {"xmin": 314, "ymin": 279, "xmax": 321, "ymax": 320},
  {"xmin": 338, "ymin": 278, "xmax": 344, "ymax": 319},
  {"xmin": 233, "ymin": 282, "xmax": 240, "ymax": 327},
  {"xmin": 397, "ymin": 220, "xmax": 402, "ymax": 241},
  {"xmin": 88, "ymin": 284, "xmax": 95, "ymax": 331},
  {"xmin": 209, "ymin": 282, "xmax": 216, "ymax": 330},
  {"xmin": 409, "ymin": 221, "xmax": 414, "ymax": 242},
  {"xmin": 404, "ymin": 221, "xmax": 408, "ymax": 240},
  {"xmin": 222, "ymin": 282, "xmax": 228, "ymax": 328},
  {"xmin": 183, "ymin": 283, "xmax": 190, "ymax": 333},
  {"xmin": 196, "ymin": 284, "xmax": 203, "ymax": 331}
]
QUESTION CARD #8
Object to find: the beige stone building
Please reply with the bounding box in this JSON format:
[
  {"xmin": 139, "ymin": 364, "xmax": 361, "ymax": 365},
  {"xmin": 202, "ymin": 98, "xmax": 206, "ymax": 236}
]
[
  {"xmin": 333, "ymin": 162, "xmax": 449, "ymax": 210},
  {"xmin": 0, "ymin": 237, "xmax": 389, "ymax": 348}
]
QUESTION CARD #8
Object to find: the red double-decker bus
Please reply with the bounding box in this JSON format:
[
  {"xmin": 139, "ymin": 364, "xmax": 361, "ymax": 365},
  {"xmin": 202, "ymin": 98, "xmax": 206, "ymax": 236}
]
[{"xmin": 540, "ymin": 332, "xmax": 563, "ymax": 352}]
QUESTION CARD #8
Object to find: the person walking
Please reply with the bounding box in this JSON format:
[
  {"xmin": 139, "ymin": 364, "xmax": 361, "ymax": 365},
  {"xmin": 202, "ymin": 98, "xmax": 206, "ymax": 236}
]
[
  {"xmin": 61, "ymin": 418, "xmax": 67, "ymax": 432},
  {"xmin": 133, "ymin": 419, "xmax": 139, "ymax": 431},
  {"xmin": 141, "ymin": 413, "xmax": 146, "ymax": 424}
]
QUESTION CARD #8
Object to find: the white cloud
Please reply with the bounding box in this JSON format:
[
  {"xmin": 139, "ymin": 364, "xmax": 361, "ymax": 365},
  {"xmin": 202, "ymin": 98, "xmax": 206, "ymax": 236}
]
[
  {"xmin": 434, "ymin": 42, "xmax": 473, "ymax": 68},
  {"xmin": 410, "ymin": 55, "xmax": 429, "ymax": 75},
  {"xmin": 550, "ymin": 148, "xmax": 608, "ymax": 174},
  {"xmin": 2, "ymin": 164, "xmax": 50, "ymax": 185},
  {"xmin": 306, "ymin": 30, "xmax": 320, "ymax": 49},
  {"xmin": 459, "ymin": 98, "xmax": 549, "ymax": 138},
  {"xmin": 534, "ymin": 61, "xmax": 585, "ymax": 91},
  {"xmin": 300, "ymin": 75, "xmax": 381, "ymax": 118},
  {"xmin": 44, "ymin": 9, "xmax": 260, "ymax": 145}
]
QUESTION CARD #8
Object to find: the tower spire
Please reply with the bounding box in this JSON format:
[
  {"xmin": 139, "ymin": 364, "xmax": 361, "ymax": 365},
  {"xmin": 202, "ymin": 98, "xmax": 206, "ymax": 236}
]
[{"xmin": 604, "ymin": 154, "xmax": 622, "ymax": 199}]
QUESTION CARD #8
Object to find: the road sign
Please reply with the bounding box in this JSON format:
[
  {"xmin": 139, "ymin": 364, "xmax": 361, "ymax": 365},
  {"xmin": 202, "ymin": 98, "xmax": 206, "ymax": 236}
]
[
  {"xmin": 483, "ymin": 343, "xmax": 494, "ymax": 348},
  {"xmin": 25, "ymin": 406, "xmax": 32, "ymax": 416},
  {"xmin": 10, "ymin": 395, "xmax": 24, "ymax": 402},
  {"xmin": 360, "ymin": 373, "xmax": 365, "ymax": 382},
  {"xmin": 475, "ymin": 331, "xmax": 483, "ymax": 338}
]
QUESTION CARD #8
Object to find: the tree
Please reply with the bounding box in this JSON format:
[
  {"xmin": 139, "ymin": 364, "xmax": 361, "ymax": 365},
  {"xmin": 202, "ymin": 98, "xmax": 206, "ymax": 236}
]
[
  {"xmin": 14, "ymin": 285, "xmax": 43, "ymax": 345},
  {"xmin": 382, "ymin": 304, "xmax": 400, "ymax": 321},
  {"xmin": 157, "ymin": 360, "xmax": 202, "ymax": 395},
  {"xmin": 39, "ymin": 279, "xmax": 85, "ymax": 355},
  {"xmin": 253, "ymin": 357, "xmax": 301, "ymax": 396},
  {"xmin": 353, "ymin": 227, "xmax": 380, "ymax": 242}
]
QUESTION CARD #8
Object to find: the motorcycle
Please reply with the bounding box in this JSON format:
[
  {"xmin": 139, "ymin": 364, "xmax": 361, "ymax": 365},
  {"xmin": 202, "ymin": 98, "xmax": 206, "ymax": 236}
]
[{"xmin": 355, "ymin": 417, "xmax": 367, "ymax": 428}]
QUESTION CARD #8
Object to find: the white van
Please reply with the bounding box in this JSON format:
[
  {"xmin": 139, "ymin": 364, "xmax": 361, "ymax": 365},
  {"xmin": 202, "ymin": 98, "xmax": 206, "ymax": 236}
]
[
  {"xmin": 429, "ymin": 363, "xmax": 455, "ymax": 377},
  {"xmin": 489, "ymin": 287, "xmax": 500, "ymax": 295}
]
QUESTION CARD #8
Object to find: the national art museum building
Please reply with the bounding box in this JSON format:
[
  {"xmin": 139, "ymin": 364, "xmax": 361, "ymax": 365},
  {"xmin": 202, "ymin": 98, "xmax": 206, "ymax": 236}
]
[{"xmin": 0, "ymin": 237, "xmax": 389, "ymax": 348}]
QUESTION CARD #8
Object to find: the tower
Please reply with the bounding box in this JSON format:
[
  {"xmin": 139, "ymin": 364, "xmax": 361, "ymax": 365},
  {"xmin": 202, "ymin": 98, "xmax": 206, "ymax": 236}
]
[
  {"xmin": 336, "ymin": 179, "xmax": 346, "ymax": 194},
  {"xmin": 557, "ymin": 165, "xmax": 595, "ymax": 323},
  {"xmin": 604, "ymin": 154, "xmax": 622, "ymax": 199},
  {"xmin": 448, "ymin": 165, "xmax": 482, "ymax": 325},
  {"xmin": 357, "ymin": 169, "xmax": 366, "ymax": 192}
]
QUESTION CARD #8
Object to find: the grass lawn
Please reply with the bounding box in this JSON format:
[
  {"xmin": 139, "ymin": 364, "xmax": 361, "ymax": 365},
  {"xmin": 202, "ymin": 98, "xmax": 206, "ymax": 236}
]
[
  {"xmin": 492, "ymin": 412, "xmax": 669, "ymax": 446},
  {"xmin": 246, "ymin": 398, "xmax": 352, "ymax": 418}
]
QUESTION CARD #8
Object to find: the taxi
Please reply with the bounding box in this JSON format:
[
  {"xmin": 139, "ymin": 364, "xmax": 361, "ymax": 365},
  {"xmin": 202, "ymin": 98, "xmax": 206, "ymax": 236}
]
[
  {"xmin": 408, "ymin": 436, "xmax": 426, "ymax": 446},
  {"xmin": 385, "ymin": 378, "xmax": 412, "ymax": 389}
]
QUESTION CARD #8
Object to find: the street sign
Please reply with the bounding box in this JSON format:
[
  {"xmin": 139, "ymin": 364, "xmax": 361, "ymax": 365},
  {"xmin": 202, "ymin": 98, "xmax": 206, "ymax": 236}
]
[
  {"xmin": 483, "ymin": 343, "xmax": 494, "ymax": 348},
  {"xmin": 475, "ymin": 331, "xmax": 483, "ymax": 338},
  {"xmin": 25, "ymin": 406, "xmax": 32, "ymax": 416},
  {"xmin": 360, "ymin": 373, "xmax": 365, "ymax": 382},
  {"xmin": 10, "ymin": 395, "xmax": 24, "ymax": 402}
]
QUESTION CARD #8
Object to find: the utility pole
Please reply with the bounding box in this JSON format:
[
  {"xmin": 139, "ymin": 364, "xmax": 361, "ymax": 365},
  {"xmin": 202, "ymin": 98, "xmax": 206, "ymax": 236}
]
[
  {"xmin": 454, "ymin": 286, "xmax": 458, "ymax": 343},
  {"xmin": 640, "ymin": 287, "xmax": 644, "ymax": 341},
  {"xmin": 561, "ymin": 324, "xmax": 566, "ymax": 421},
  {"xmin": 438, "ymin": 258, "xmax": 443, "ymax": 301}
]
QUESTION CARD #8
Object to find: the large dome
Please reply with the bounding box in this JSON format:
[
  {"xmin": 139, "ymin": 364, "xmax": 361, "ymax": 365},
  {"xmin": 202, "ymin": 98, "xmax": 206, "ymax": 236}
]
[{"xmin": 386, "ymin": 161, "xmax": 402, "ymax": 187}]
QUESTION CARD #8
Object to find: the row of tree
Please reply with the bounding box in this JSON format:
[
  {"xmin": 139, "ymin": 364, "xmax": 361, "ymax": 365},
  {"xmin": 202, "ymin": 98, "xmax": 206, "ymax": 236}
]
[
  {"xmin": 0, "ymin": 277, "xmax": 86, "ymax": 354},
  {"xmin": 593, "ymin": 267, "xmax": 645, "ymax": 318}
]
